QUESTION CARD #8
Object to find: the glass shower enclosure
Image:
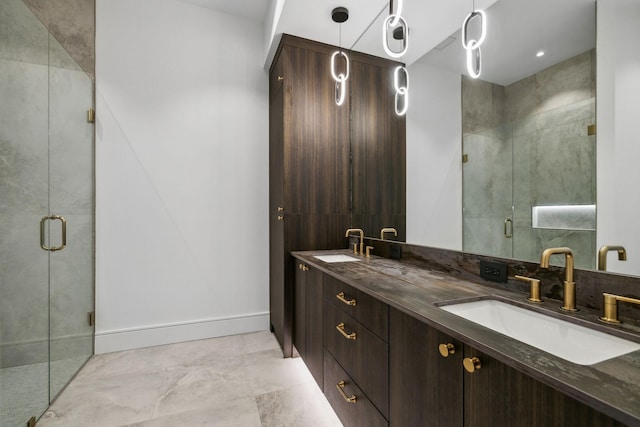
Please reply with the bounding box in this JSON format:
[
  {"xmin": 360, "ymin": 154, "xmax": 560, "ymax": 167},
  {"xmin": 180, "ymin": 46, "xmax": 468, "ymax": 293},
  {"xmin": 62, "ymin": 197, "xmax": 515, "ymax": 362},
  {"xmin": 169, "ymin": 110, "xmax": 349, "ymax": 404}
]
[{"xmin": 0, "ymin": 0, "xmax": 94, "ymax": 425}]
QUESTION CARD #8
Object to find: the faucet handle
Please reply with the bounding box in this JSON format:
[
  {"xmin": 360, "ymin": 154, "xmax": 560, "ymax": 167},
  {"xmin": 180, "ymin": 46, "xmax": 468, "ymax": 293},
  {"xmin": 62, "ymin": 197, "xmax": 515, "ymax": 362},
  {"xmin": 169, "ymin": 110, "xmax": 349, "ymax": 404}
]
[
  {"xmin": 600, "ymin": 293, "xmax": 640, "ymax": 324},
  {"xmin": 515, "ymin": 275, "xmax": 542, "ymax": 303}
]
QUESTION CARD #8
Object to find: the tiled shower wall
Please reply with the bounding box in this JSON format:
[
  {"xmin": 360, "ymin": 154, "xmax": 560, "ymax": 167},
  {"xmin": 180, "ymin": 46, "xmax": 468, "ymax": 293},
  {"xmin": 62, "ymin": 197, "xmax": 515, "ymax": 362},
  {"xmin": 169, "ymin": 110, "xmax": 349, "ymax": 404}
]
[{"xmin": 462, "ymin": 49, "xmax": 597, "ymax": 269}]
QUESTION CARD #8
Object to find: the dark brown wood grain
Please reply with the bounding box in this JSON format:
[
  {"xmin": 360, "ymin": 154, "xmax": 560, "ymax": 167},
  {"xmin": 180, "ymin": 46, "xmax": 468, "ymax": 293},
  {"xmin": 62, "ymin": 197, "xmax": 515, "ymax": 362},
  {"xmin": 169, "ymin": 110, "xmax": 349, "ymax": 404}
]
[
  {"xmin": 324, "ymin": 300, "xmax": 389, "ymax": 418},
  {"xmin": 324, "ymin": 349, "xmax": 388, "ymax": 427},
  {"xmin": 463, "ymin": 346, "xmax": 627, "ymax": 427},
  {"xmin": 389, "ymin": 308, "xmax": 464, "ymax": 427},
  {"xmin": 350, "ymin": 51, "xmax": 406, "ymax": 239},
  {"xmin": 324, "ymin": 275, "xmax": 389, "ymax": 340},
  {"xmin": 305, "ymin": 266, "xmax": 324, "ymax": 388},
  {"xmin": 269, "ymin": 35, "xmax": 352, "ymax": 356}
]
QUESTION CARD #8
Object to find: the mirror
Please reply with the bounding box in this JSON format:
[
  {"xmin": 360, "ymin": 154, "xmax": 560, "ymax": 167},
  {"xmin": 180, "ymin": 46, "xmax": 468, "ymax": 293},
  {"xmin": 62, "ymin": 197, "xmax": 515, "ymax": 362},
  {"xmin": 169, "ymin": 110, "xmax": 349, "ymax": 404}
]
[{"xmin": 351, "ymin": 0, "xmax": 640, "ymax": 276}]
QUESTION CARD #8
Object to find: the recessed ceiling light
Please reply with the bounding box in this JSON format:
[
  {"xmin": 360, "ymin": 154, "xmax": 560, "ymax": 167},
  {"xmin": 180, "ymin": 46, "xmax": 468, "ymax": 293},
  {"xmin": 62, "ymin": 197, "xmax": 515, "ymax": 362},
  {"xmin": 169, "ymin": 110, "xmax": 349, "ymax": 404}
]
[{"xmin": 536, "ymin": 51, "xmax": 545, "ymax": 57}]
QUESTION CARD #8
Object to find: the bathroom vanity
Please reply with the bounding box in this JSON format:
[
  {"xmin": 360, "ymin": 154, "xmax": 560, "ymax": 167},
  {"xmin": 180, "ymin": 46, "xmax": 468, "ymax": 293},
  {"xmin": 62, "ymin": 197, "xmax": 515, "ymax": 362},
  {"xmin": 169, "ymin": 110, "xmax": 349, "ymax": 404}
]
[{"xmin": 292, "ymin": 249, "xmax": 640, "ymax": 427}]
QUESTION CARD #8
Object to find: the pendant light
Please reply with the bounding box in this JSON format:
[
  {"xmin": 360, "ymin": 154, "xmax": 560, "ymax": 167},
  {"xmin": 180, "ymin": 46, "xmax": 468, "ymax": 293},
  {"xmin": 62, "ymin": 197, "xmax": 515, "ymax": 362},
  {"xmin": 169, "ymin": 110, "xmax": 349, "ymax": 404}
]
[
  {"xmin": 461, "ymin": 1, "xmax": 487, "ymax": 79},
  {"xmin": 382, "ymin": 0, "xmax": 408, "ymax": 58},
  {"xmin": 331, "ymin": 7, "xmax": 349, "ymax": 106},
  {"xmin": 382, "ymin": 1, "xmax": 409, "ymax": 116}
]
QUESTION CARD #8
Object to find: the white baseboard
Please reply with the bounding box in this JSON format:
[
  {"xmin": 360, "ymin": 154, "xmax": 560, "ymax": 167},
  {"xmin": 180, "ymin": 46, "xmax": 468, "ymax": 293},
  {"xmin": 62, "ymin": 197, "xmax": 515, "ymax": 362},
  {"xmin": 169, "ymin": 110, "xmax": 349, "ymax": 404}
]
[{"xmin": 94, "ymin": 312, "xmax": 270, "ymax": 354}]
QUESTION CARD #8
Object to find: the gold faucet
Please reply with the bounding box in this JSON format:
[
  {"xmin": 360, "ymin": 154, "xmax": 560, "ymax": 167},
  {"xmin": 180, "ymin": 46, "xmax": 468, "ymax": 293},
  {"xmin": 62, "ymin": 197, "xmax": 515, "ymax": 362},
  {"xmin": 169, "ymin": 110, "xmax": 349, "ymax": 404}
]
[
  {"xmin": 600, "ymin": 293, "xmax": 640, "ymax": 323},
  {"xmin": 380, "ymin": 227, "xmax": 398, "ymax": 240},
  {"xmin": 540, "ymin": 247, "xmax": 577, "ymax": 311},
  {"xmin": 597, "ymin": 245, "xmax": 627, "ymax": 271},
  {"xmin": 345, "ymin": 228, "xmax": 364, "ymax": 255}
]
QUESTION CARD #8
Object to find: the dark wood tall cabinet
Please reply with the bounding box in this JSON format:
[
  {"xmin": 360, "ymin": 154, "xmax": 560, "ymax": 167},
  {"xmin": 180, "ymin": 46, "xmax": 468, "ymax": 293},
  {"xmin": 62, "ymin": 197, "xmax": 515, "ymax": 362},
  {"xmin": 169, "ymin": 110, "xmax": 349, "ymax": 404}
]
[
  {"xmin": 351, "ymin": 52, "xmax": 407, "ymax": 242},
  {"xmin": 269, "ymin": 35, "xmax": 351, "ymax": 356},
  {"xmin": 269, "ymin": 35, "xmax": 406, "ymax": 356}
]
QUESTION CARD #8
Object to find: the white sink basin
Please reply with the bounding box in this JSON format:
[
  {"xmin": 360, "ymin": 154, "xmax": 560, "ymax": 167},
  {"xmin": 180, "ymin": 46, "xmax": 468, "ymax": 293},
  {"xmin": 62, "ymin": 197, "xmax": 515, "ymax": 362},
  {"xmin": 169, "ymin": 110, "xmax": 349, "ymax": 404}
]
[
  {"xmin": 440, "ymin": 299, "xmax": 640, "ymax": 365},
  {"xmin": 313, "ymin": 254, "xmax": 361, "ymax": 263}
]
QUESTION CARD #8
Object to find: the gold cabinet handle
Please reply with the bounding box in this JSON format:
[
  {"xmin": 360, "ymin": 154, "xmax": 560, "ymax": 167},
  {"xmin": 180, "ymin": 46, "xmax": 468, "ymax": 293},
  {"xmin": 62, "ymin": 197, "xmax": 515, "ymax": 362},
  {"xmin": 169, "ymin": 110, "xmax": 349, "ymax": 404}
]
[
  {"xmin": 336, "ymin": 322, "xmax": 357, "ymax": 340},
  {"xmin": 298, "ymin": 263, "xmax": 309, "ymax": 271},
  {"xmin": 463, "ymin": 357, "xmax": 481, "ymax": 373},
  {"xmin": 40, "ymin": 215, "xmax": 67, "ymax": 252},
  {"xmin": 277, "ymin": 206, "xmax": 284, "ymax": 212},
  {"xmin": 336, "ymin": 381, "xmax": 357, "ymax": 403},
  {"xmin": 438, "ymin": 343, "xmax": 456, "ymax": 358},
  {"xmin": 336, "ymin": 292, "xmax": 356, "ymax": 306},
  {"xmin": 277, "ymin": 215, "xmax": 284, "ymax": 221},
  {"xmin": 277, "ymin": 76, "xmax": 284, "ymax": 82}
]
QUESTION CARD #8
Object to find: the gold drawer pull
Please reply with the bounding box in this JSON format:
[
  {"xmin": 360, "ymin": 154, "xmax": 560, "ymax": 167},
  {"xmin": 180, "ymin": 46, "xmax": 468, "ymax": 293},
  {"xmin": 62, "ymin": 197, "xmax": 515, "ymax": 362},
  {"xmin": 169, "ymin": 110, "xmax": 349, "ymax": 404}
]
[
  {"xmin": 463, "ymin": 357, "xmax": 481, "ymax": 373},
  {"xmin": 336, "ymin": 292, "xmax": 357, "ymax": 306},
  {"xmin": 438, "ymin": 343, "xmax": 456, "ymax": 357},
  {"xmin": 336, "ymin": 381, "xmax": 357, "ymax": 403},
  {"xmin": 336, "ymin": 322, "xmax": 357, "ymax": 340}
]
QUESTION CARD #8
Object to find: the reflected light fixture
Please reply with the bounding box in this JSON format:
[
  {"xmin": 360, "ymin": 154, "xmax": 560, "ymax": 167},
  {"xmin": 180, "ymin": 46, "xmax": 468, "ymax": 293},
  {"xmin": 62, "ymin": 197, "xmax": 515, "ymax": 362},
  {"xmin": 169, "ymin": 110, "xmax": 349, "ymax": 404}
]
[
  {"xmin": 394, "ymin": 65, "xmax": 409, "ymax": 116},
  {"xmin": 383, "ymin": 0, "xmax": 408, "ymax": 58},
  {"xmin": 536, "ymin": 51, "xmax": 545, "ymax": 57},
  {"xmin": 461, "ymin": 3, "xmax": 487, "ymax": 79},
  {"xmin": 331, "ymin": 7, "xmax": 349, "ymax": 106}
]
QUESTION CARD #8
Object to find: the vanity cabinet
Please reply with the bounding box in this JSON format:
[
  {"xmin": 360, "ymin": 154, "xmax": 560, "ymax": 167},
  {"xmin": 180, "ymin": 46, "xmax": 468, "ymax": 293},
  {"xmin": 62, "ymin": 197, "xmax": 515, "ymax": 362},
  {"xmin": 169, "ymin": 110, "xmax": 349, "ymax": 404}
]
[
  {"xmin": 293, "ymin": 262, "xmax": 323, "ymax": 388},
  {"xmin": 389, "ymin": 308, "xmax": 626, "ymax": 427},
  {"xmin": 323, "ymin": 276, "xmax": 389, "ymax": 425}
]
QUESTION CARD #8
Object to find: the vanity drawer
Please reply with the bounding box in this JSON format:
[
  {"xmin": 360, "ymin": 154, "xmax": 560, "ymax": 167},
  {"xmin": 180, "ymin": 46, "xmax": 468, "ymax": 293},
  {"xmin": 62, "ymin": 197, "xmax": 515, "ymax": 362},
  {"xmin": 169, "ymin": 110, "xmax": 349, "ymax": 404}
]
[
  {"xmin": 324, "ymin": 275, "xmax": 389, "ymax": 340},
  {"xmin": 324, "ymin": 349, "xmax": 388, "ymax": 427},
  {"xmin": 324, "ymin": 301, "xmax": 389, "ymax": 418}
]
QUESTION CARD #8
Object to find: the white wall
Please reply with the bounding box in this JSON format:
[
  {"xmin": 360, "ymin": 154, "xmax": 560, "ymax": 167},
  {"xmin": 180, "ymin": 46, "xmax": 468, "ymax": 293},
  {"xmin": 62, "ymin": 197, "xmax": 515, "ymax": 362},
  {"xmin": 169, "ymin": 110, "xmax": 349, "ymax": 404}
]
[
  {"xmin": 406, "ymin": 63, "xmax": 462, "ymax": 250},
  {"xmin": 596, "ymin": 0, "xmax": 640, "ymax": 276},
  {"xmin": 95, "ymin": 0, "xmax": 269, "ymax": 353}
]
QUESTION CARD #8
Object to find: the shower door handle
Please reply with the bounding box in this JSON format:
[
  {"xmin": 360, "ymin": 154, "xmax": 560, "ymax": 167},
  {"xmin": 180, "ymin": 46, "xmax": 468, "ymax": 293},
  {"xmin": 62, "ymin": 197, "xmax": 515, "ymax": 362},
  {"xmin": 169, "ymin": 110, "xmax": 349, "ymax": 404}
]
[
  {"xmin": 504, "ymin": 218, "xmax": 513, "ymax": 239},
  {"xmin": 40, "ymin": 215, "xmax": 67, "ymax": 251}
]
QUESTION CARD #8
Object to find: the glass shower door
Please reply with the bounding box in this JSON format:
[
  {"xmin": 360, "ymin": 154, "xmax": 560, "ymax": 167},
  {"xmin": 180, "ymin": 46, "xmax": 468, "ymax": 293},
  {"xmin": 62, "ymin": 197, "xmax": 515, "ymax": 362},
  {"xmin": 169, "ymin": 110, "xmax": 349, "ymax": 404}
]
[
  {"xmin": 462, "ymin": 122, "xmax": 514, "ymax": 259},
  {"xmin": 1, "ymin": 0, "xmax": 94, "ymax": 424},
  {"xmin": 0, "ymin": 1, "xmax": 52, "ymax": 423},
  {"xmin": 47, "ymin": 31, "xmax": 94, "ymax": 399}
]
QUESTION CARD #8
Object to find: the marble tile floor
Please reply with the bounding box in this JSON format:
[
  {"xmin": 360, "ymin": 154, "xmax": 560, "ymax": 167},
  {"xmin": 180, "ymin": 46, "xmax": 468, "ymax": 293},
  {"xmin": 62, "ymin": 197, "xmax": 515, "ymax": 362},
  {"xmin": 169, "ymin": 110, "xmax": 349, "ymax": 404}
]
[
  {"xmin": 1, "ymin": 356, "xmax": 89, "ymax": 427},
  {"xmin": 36, "ymin": 332, "xmax": 343, "ymax": 427}
]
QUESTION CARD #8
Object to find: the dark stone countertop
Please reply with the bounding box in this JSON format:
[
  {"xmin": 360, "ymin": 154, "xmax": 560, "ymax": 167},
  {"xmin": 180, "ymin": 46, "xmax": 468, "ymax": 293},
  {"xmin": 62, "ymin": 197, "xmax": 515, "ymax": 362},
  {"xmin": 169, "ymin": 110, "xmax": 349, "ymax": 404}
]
[{"xmin": 292, "ymin": 249, "xmax": 640, "ymax": 427}]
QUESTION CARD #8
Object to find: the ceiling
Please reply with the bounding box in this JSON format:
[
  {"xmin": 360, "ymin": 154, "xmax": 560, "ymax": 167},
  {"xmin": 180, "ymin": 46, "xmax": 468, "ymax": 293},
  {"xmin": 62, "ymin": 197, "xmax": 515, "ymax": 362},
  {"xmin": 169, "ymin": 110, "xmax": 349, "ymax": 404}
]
[{"xmin": 180, "ymin": 0, "xmax": 596, "ymax": 86}]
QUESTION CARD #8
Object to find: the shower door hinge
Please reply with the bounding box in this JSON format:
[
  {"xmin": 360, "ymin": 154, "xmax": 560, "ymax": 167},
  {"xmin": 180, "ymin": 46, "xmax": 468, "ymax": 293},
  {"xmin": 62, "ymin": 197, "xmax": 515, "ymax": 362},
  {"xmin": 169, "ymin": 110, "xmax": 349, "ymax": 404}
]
[
  {"xmin": 87, "ymin": 108, "xmax": 95, "ymax": 123},
  {"xmin": 462, "ymin": 154, "xmax": 469, "ymax": 163},
  {"xmin": 88, "ymin": 311, "xmax": 95, "ymax": 327},
  {"xmin": 587, "ymin": 124, "xmax": 596, "ymax": 136},
  {"xmin": 27, "ymin": 416, "xmax": 36, "ymax": 427}
]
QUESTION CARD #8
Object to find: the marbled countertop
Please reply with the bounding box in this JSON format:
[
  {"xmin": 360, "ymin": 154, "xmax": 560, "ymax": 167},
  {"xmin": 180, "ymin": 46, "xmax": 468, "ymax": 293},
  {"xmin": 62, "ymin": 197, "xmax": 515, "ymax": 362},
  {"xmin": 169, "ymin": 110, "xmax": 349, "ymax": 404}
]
[{"xmin": 292, "ymin": 249, "xmax": 640, "ymax": 427}]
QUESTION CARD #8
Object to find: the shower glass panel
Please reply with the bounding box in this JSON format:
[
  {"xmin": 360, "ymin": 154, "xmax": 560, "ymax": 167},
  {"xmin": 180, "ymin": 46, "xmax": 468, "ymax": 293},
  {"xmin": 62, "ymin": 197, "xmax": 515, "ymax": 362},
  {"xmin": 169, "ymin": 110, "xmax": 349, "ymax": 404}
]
[
  {"xmin": 0, "ymin": 0, "xmax": 94, "ymax": 424},
  {"xmin": 462, "ymin": 120, "xmax": 515, "ymax": 259}
]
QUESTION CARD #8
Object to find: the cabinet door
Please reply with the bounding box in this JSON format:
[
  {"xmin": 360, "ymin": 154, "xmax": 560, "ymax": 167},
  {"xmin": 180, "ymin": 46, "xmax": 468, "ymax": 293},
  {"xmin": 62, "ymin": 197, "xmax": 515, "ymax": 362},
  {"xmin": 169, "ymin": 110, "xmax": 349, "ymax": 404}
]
[
  {"xmin": 293, "ymin": 262, "xmax": 306, "ymax": 359},
  {"xmin": 269, "ymin": 54, "xmax": 290, "ymax": 356},
  {"xmin": 305, "ymin": 266, "xmax": 324, "ymax": 388},
  {"xmin": 389, "ymin": 308, "xmax": 463, "ymax": 427},
  {"xmin": 462, "ymin": 346, "xmax": 626, "ymax": 427}
]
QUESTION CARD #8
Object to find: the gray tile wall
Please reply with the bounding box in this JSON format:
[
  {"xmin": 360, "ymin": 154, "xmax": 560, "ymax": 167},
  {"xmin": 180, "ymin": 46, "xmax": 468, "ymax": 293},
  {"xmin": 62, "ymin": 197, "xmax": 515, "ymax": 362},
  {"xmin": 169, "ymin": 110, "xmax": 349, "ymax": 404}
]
[{"xmin": 463, "ymin": 49, "xmax": 597, "ymax": 269}]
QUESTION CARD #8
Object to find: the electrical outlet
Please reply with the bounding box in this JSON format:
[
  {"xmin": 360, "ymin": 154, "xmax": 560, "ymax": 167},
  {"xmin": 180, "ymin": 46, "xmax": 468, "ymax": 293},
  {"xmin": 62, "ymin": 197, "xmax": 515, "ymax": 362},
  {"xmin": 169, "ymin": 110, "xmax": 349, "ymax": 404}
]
[{"xmin": 480, "ymin": 260, "xmax": 508, "ymax": 283}]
